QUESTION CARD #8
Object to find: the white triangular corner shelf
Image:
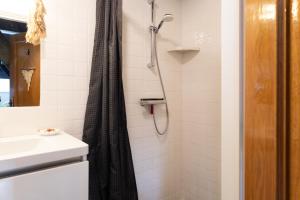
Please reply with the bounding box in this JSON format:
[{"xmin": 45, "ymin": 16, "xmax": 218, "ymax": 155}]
[{"xmin": 168, "ymin": 46, "xmax": 200, "ymax": 53}]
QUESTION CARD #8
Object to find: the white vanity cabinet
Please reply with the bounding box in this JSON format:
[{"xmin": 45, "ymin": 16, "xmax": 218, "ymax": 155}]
[
  {"xmin": 0, "ymin": 133, "xmax": 89, "ymax": 200},
  {"xmin": 0, "ymin": 162, "xmax": 88, "ymax": 200}
]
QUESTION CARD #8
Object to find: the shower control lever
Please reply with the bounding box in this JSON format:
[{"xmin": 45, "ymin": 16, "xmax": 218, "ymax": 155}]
[
  {"xmin": 140, "ymin": 98, "xmax": 166, "ymax": 106},
  {"xmin": 140, "ymin": 98, "xmax": 166, "ymax": 116}
]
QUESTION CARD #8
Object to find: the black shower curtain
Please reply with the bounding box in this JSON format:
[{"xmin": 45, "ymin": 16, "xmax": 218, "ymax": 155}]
[{"xmin": 82, "ymin": 0, "xmax": 138, "ymax": 199}]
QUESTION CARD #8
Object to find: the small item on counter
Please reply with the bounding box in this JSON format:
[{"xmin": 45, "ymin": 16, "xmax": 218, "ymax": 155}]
[{"xmin": 39, "ymin": 128, "xmax": 60, "ymax": 136}]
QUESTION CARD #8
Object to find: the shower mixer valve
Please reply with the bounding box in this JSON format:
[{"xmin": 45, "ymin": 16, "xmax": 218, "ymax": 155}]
[{"xmin": 140, "ymin": 98, "xmax": 166, "ymax": 115}]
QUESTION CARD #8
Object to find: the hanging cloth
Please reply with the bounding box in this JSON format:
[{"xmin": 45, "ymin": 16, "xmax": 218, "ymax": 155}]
[{"xmin": 83, "ymin": 0, "xmax": 138, "ymax": 199}]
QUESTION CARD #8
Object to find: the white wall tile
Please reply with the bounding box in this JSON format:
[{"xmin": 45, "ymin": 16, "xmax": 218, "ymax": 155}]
[
  {"xmin": 181, "ymin": 0, "xmax": 221, "ymax": 199},
  {"xmin": 123, "ymin": 0, "xmax": 182, "ymax": 199},
  {"xmin": 0, "ymin": 0, "xmax": 95, "ymax": 137}
]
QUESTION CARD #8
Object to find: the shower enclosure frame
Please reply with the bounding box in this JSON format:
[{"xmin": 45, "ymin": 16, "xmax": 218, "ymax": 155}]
[{"xmin": 221, "ymin": 0, "xmax": 243, "ymax": 199}]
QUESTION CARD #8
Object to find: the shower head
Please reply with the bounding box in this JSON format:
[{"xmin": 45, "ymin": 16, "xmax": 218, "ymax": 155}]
[
  {"xmin": 162, "ymin": 14, "xmax": 174, "ymax": 22},
  {"xmin": 157, "ymin": 14, "xmax": 174, "ymax": 32}
]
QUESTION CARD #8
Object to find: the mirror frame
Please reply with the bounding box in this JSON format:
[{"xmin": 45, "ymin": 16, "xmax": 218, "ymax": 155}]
[{"xmin": 0, "ymin": 11, "xmax": 42, "ymax": 108}]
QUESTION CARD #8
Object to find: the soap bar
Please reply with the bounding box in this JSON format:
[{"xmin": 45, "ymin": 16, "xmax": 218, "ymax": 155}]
[{"xmin": 39, "ymin": 128, "xmax": 60, "ymax": 136}]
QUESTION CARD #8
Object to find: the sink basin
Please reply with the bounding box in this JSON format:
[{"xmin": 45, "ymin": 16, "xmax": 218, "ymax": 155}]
[
  {"xmin": 0, "ymin": 133, "xmax": 88, "ymax": 177},
  {"xmin": 0, "ymin": 138, "xmax": 41, "ymax": 156}
]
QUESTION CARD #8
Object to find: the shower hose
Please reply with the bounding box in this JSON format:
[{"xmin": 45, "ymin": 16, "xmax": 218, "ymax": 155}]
[{"xmin": 152, "ymin": 33, "xmax": 170, "ymax": 135}]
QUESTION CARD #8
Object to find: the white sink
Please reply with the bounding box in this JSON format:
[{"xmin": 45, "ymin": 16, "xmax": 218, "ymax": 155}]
[
  {"xmin": 0, "ymin": 132, "xmax": 88, "ymax": 176},
  {"xmin": 0, "ymin": 138, "xmax": 41, "ymax": 156}
]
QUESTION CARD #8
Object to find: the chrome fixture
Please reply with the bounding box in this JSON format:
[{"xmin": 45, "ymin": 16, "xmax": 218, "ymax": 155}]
[
  {"xmin": 147, "ymin": 1, "xmax": 174, "ymax": 68},
  {"xmin": 145, "ymin": 0, "xmax": 173, "ymax": 135},
  {"xmin": 156, "ymin": 14, "xmax": 174, "ymax": 32}
]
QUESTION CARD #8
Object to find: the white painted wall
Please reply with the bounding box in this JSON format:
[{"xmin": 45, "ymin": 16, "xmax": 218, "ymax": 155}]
[
  {"xmin": 221, "ymin": 0, "xmax": 241, "ymax": 199},
  {"xmin": 0, "ymin": 0, "xmax": 33, "ymax": 21}
]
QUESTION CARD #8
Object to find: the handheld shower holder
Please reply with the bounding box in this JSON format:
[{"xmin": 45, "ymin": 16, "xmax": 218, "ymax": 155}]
[
  {"xmin": 147, "ymin": 0, "xmax": 154, "ymax": 4},
  {"xmin": 149, "ymin": 25, "xmax": 158, "ymax": 33}
]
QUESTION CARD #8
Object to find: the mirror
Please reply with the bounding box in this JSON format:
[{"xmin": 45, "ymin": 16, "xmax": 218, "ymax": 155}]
[{"xmin": 0, "ymin": 17, "xmax": 40, "ymax": 107}]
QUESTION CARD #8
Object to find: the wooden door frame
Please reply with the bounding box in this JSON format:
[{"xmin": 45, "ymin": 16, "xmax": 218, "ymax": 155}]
[
  {"xmin": 222, "ymin": 0, "xmax": 293, "ymax": 199},
  {"xmin": 243, "ymin": 0, "xmax": 289, "ymax": 199},
  {"xmin": 277, "ymin": 0, "xmax": 288, "ymax": 200}
]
